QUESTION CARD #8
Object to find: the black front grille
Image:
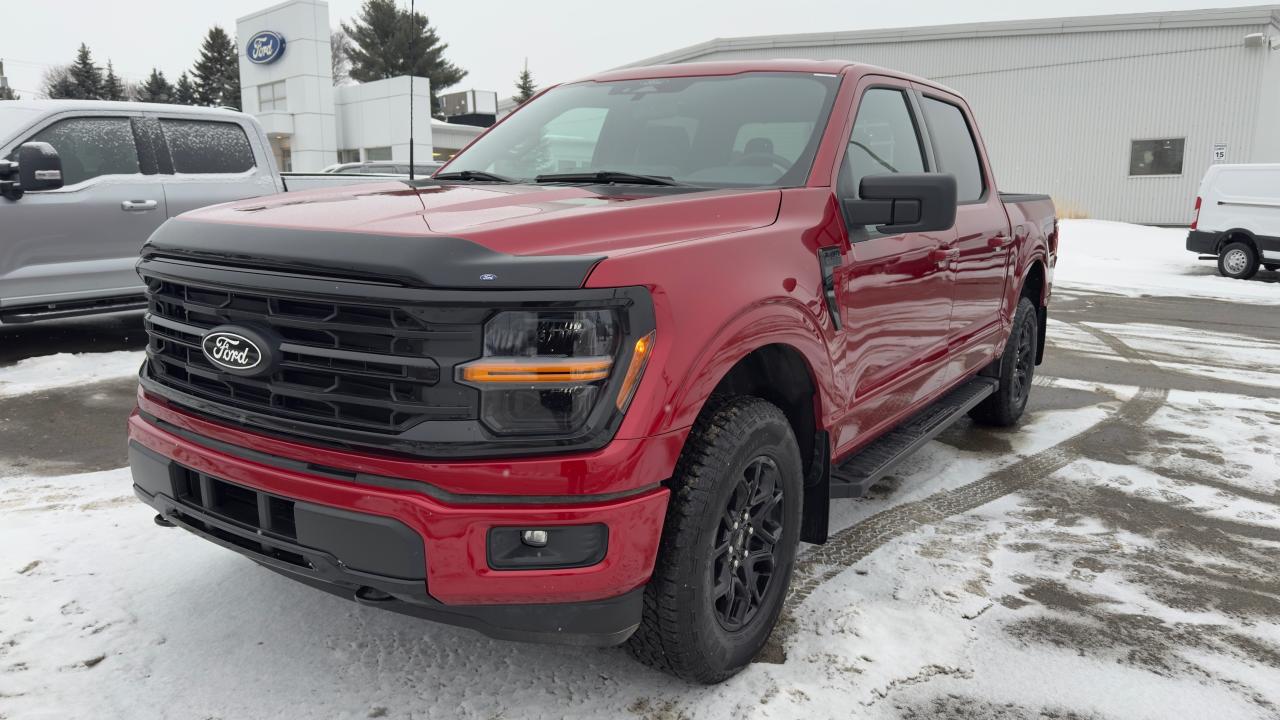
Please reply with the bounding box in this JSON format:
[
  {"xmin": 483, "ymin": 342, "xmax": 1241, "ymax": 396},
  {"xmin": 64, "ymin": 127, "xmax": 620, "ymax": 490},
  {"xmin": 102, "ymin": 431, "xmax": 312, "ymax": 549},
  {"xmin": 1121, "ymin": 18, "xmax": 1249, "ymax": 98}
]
[{"xmin": 142, "ymin": 275, "xmax": 482, "ymax": 434}]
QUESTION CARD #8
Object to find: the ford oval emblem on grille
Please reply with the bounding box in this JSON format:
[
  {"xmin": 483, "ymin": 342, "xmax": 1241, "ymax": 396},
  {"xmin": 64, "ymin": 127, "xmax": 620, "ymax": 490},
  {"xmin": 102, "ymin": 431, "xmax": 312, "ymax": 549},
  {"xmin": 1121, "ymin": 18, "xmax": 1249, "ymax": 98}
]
[{"xmin": 202, "ymin": 329, "xmax": 265, "ymax": 374}]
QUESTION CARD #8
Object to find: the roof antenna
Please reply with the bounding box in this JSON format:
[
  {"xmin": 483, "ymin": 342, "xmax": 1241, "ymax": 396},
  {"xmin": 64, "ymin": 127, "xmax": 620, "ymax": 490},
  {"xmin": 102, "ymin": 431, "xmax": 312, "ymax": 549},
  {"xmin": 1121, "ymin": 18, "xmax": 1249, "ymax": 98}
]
[{"xmin": 408, "ymin": 0, "xmax": 416, "ymax": 182}]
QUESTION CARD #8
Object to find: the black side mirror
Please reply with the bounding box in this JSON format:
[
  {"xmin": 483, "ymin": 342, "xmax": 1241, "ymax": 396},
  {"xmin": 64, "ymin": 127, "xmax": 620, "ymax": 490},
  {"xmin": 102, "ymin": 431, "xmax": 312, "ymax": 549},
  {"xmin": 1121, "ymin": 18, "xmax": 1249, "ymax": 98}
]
[
  {"xmin": 842, "ymin": 172, "xmax": 957, "ymax": 234},
  {"xmin": 0, "ymin": 142, "xmax": 64, "ymax": 200}
]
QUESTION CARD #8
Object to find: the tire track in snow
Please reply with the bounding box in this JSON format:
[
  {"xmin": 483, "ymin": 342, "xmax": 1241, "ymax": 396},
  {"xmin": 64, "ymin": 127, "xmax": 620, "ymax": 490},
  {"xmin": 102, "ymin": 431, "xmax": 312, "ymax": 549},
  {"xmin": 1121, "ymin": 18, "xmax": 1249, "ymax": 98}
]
[{"xmin": 771, "ymin": 323, "xmax": 1169, "ymax": 645}]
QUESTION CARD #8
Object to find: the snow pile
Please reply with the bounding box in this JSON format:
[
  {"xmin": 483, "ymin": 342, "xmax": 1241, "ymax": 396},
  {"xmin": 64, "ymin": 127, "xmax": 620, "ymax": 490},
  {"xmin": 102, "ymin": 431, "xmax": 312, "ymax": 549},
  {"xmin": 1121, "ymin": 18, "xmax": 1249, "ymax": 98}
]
[
  {"xmin": 0, "ymin": 351, "xmax": 143, "ymax": 398},
  {"xmin": 1055, "ymin": 219, "xmax": 1280, "ymax": 304}
]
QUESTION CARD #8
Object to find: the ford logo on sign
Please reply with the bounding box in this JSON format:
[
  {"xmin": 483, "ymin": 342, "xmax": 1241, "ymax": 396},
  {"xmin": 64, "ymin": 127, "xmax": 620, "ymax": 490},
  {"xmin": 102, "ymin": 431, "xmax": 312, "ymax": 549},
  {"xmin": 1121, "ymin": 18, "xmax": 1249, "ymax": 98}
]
[
  {"xmin": 246, "ymin": 30, "xmax": 286, "ymax": 65},
  {"xmin": 202, "ymin": 328, "xmax": 271, "ymax": 376}
]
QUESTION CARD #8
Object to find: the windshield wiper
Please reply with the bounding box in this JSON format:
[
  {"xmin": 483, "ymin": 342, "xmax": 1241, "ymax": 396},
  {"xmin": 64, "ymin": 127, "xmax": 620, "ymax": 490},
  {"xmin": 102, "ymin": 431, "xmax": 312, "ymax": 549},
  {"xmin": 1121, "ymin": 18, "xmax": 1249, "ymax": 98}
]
[
  {"xmin": 433, "ymin": 170, "xmax": 515, "ymax": 183},
  {"xmin": 535, "ymin": 171, "xmax": 684, "ymax": 187}
]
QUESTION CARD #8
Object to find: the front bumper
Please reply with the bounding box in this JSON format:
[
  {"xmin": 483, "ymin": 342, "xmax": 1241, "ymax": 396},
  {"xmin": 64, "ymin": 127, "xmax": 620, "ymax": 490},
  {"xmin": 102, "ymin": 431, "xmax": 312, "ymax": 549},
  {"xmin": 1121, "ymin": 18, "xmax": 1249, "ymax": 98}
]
[{"xmin": 128, "ymin": 399, "xmax": 672, "ymax": 646}]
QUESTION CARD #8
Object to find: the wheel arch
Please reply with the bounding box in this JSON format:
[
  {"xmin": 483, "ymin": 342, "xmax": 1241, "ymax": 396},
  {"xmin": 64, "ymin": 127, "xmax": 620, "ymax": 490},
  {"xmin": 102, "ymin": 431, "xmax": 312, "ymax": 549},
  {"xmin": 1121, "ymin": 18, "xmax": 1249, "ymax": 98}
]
[
  {"xmin": 662, "ymin": 301, "xmax": 836, "ymax": 544},
  {"xmin": 1218, "ymin": 228, "xmax": 1258, "ymax": 254},
  {"xmin": 1019, "ymin": 256, "xmax": 1049, "ymax": 364}
]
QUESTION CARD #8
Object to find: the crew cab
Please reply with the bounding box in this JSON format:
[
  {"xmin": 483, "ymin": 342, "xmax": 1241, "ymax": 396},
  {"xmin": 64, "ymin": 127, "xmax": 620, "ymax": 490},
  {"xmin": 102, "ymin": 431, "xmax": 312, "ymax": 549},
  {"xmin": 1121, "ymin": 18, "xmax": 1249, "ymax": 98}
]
[
  {"xmin": 0, "ymin": 100, "xmax": 404, "ymax": 324},
  {"xmin": 1186, "ymin": 163, "xmax": 1280, "ymax": 279},
  {"xmin": 126, "ymin": 60, "xmax": 1056, "ymax": 683}
]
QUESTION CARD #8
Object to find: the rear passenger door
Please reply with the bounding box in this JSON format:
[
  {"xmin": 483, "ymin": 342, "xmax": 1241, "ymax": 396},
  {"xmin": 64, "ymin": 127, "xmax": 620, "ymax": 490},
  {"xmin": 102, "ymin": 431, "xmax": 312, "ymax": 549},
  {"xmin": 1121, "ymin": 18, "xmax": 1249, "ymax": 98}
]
[
  {"xmin": 0, "ymin": 112, "xmax": 165, "ymax": 308},
  {"xmin": 151, "ymin": 115, "xmax": 276, "ymax": 217},
  {"xmin": 915, "ymin": 89, "xmax": 1012, "ymax": 346}
]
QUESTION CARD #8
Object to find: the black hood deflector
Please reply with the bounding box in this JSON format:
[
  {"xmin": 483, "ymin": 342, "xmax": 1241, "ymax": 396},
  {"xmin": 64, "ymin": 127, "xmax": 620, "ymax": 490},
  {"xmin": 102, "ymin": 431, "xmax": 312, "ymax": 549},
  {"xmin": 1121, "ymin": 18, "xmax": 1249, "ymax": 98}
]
[{"xmin": 142, "ymin": 219, "xmax": 604, "ymax": 289}]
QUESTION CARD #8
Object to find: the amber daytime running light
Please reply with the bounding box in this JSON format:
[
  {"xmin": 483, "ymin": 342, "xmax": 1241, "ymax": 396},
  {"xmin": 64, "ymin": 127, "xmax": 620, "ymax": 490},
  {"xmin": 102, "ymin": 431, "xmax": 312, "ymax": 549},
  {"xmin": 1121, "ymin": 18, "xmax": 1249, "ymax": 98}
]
[{"xmin": 456, "ymin": 310, "xmax": 655, "ymax": 434}]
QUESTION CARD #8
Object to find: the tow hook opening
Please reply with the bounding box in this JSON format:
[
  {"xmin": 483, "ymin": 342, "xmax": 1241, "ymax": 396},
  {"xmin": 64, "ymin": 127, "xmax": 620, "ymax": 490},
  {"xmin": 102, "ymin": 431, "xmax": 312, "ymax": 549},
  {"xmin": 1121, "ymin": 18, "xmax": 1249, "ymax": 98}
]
[
  {"xmin": 154, "ymin": 514, "xmax": 176, "ymax": 528},
  {"xmin": 355, "ymin": 586, "xmax": 395, "ymax": 603}
]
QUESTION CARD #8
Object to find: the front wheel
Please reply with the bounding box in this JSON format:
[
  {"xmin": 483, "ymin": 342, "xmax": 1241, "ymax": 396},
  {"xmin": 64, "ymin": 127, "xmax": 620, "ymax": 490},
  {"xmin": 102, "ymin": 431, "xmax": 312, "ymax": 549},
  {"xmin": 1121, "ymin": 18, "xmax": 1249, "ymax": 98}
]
[
  {"xmin": 1219, "ymin": 242, "xmax": 1260, "ymax": 280},
  {"xmin": 970, "ymin": 296, "xmax": 1038, "ymax": 427},
  {"xmin": 627, "ymin": 396, "xmax": 803, "ymax": 684}
]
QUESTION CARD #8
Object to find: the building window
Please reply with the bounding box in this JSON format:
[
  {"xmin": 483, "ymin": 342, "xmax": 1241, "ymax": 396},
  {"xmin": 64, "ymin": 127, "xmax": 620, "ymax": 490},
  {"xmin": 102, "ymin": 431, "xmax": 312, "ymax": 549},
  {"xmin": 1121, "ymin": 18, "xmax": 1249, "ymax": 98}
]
[
  {"xmin": 1129, "ymin": 138, "xmax": 1184, "ymax": 176},
  {"xmin": 364, "ymin": 146, "xmax": 392, "ymax": 161},
  {"xmin": 337, "ymin": 149, "xmax": 359, "ymax": 164},
  {"xmin": 258, "ymin": 81, "xmax": 287, "ymax": 112}
]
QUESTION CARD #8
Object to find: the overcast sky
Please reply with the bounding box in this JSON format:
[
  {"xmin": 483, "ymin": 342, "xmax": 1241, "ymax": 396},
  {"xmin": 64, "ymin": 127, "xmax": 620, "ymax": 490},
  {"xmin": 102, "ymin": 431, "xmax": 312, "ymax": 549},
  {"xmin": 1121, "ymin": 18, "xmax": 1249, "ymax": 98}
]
[{"xmin": 3, "ymin": 0, "xmax": 1274, "ymax": 99}]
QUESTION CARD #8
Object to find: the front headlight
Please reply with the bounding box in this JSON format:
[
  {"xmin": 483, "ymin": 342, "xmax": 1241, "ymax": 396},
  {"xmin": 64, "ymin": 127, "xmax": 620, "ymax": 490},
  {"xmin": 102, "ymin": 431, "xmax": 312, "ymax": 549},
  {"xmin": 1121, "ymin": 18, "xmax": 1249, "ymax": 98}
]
[{"xmin": 457, "ymin": 309, "xmax": 654, "ymax": 435}]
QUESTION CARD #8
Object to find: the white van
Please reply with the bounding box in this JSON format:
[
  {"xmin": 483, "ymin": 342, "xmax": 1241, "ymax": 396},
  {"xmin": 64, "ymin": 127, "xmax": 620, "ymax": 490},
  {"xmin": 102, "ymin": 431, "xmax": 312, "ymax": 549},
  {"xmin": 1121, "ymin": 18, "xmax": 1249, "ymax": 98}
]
[{"xmin": 1187, "ymin": 163, "xmax": 1280, "ymax": 279}]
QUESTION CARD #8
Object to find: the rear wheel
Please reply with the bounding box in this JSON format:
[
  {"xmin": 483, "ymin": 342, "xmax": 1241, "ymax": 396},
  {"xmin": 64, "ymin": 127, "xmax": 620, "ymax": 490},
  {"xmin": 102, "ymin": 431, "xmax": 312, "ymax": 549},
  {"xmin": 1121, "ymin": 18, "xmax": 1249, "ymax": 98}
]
[
  {"xmin": 970, "ymin": 296, "xmax": 1038, "ymax": 427},
  {"xmin": 1218, "ymin": 241, "xmax": 1260, "ymax": 280},
  {"xmin": 627, "ymin": 396, "xmax": 802, "ymax": 684}
]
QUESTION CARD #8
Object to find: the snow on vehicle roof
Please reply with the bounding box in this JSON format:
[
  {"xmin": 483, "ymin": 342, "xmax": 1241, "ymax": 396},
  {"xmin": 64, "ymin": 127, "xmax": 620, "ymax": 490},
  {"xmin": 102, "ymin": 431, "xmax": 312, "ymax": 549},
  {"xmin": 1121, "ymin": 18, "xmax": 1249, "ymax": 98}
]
[{"xmin": 0, "ymin": 99, "xmax": 249, "ymax": 118}]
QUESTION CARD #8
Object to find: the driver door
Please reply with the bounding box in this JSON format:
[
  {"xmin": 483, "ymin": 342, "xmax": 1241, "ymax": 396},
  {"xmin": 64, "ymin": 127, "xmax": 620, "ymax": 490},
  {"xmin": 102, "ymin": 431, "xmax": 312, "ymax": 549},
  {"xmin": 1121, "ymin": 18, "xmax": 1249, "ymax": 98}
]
[
  {"xmin": 0, "ymin": 112, "xmax": 165, "ymax": 312},
  {"xmin": 830, "ymin": 79, "xmax": 957, "ymax": 450}
]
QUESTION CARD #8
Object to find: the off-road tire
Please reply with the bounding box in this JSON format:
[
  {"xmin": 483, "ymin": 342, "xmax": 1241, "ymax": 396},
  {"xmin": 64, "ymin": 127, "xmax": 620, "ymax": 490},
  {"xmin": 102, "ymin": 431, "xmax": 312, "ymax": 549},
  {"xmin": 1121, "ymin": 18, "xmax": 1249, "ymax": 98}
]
[
  {"xmin": 1218, "ymin": 241, "xmax": 1260, "ymax": 280},
  {"xmin": 970, "ymin": 296, "xmax": 1038, "ymax": 427},
  {"xmin": 626, "ymin": 395, "xmax": 803, "ymax": 684}
]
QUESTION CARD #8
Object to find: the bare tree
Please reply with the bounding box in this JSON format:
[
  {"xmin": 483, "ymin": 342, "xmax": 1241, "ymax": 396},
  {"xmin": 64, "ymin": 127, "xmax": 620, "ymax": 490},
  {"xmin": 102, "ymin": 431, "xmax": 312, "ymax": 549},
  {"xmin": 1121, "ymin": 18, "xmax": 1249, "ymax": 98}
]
[
  {"xmin": 40, "ymin": 65, "xmax": 75, "ymax": 99},
  {"xmin": 331, "ymin": 29, "xmax": 352, "ymax": 85}
]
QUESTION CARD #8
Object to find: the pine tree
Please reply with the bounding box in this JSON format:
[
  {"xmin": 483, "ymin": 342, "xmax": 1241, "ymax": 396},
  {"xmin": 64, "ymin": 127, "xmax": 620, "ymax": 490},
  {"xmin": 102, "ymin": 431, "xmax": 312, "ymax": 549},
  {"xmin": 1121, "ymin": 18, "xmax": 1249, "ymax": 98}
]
[
  {"xmin": 67, "ymin": 43, "xmax": 104, "ymax": 99},
  {"xmin": 173, "ymin": 72, "xmax": 197, "ymax": 105},
  {"xmin": 514, "ymin": 60, "xmax": 536, "ymax": 104},
  {"xmin": 220, "ymin": 35, "xmax": 242, "ymax": 110},
  {"xmin": 102, "ymin": 61, "xmax": 126, "ymax": 101},
  {"xmin": 135, "ymin": 68, "xmax": 175, "ymax": 104},
  {"xmin": 342, "ymin": 0, "xmax": 466, "ymax": 116},
  {"xmin": 192, "ymin": 26, "xmax": 239, "ymax": 107}
]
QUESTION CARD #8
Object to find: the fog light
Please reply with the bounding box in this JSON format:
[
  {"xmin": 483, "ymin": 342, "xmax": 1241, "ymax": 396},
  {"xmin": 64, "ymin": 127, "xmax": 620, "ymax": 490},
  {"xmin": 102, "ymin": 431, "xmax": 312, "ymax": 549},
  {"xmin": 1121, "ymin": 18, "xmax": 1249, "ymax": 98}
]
[{"xmin": 487, "ymin": 524, "xmax": 609, "ymax": 570}]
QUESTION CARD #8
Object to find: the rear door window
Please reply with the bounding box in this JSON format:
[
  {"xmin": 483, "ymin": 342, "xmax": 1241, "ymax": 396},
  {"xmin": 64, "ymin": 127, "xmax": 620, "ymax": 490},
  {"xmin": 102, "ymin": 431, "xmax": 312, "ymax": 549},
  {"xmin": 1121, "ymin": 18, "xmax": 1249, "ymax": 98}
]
[
  {"xmin": 21, "ymin": 116, "xmax": 140, "ymax": 186},
  {"xmin": 920, "ymin": 97, "xmax": 985, "ymax": 202},
  {"xmin": 160, "ymin": 119, "xmax": 255, "ymax": 174}
]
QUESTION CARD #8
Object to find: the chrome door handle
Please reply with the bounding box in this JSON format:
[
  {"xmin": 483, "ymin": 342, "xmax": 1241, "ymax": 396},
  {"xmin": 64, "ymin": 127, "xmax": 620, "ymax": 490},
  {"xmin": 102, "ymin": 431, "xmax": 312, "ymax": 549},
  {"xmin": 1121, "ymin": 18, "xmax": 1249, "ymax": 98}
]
[
  {"xmin": 930, "ymin": 247, "xmax": 960, "ymax": 266},
  {"xmin": 121, "ymin": 200, "xmax": 158, "ymax": 212}
]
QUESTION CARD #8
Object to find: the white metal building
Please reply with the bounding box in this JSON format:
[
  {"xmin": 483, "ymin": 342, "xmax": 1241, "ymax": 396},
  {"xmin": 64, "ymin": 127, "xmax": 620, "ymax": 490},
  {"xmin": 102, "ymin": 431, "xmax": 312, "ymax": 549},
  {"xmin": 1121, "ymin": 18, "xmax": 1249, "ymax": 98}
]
[
  {"xmin": 236, "ymin": 0, "xmax": 481, "ymax": 171},
  {"xmin": 622, "ymin": 5, "xmax": 1280, "ymax": 225}
]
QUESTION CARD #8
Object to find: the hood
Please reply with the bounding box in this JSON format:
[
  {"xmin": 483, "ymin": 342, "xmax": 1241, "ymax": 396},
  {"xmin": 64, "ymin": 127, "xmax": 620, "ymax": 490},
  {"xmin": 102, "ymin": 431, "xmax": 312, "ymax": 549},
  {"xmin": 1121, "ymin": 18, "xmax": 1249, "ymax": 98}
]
[
  {"xmin": 182, "ymin": 181, "xmax": 782, "ymax": 256},
  {"xmin": 146, "ymin": 181, "xmax": 781, "ymax": 289}
]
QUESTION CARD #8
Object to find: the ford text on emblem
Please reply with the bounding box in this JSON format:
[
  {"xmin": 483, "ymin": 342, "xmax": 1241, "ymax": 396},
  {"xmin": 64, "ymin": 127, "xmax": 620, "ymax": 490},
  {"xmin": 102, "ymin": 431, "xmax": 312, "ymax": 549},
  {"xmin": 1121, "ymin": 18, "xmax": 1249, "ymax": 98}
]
[
  {"xmin": 246, "ymin": 31, "xmax": 286, "ymax": 65},
  {"xmin": 479, "ymin": 273, "xmax": 498, "ymax": 281},
  {"xmin": 203, "ymin": 331, "xmax": 263, "ymax": 372}
]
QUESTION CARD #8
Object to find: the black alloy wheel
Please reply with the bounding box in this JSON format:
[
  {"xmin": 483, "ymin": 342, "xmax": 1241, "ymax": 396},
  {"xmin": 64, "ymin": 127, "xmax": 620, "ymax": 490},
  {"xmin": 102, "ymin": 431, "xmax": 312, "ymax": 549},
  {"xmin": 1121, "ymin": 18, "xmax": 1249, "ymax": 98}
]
[{"xmin": 712, "ymin": 455, "xmax": 785, "ymax": 631}]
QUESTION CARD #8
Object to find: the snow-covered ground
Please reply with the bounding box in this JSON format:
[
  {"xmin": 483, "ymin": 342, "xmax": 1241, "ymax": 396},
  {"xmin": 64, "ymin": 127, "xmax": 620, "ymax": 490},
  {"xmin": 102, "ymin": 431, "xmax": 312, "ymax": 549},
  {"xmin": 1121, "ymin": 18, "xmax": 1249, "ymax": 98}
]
[
  {"xmin": 1055, "ymin": 219, "xmax": 1279, "ymax": 304},
  {"xmin": 0, "ymin": 351, "xmax": 141, "ymax": 399},
  {"xmin": 2, "ymin": 220, "xmax": 1279, "ymax": 719}
]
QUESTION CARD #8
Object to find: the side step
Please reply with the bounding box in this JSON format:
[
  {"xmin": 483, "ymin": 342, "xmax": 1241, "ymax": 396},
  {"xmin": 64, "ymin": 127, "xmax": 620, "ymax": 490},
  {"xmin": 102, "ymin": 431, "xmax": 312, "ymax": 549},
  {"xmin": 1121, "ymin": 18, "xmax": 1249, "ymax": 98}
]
[
  {"xmin": 830, "ymin": 377, "xmax": 999, "ymax": 499},
  {"xmin": 0, "ymin": 296, "xmax": 147, "ymax": 324}
]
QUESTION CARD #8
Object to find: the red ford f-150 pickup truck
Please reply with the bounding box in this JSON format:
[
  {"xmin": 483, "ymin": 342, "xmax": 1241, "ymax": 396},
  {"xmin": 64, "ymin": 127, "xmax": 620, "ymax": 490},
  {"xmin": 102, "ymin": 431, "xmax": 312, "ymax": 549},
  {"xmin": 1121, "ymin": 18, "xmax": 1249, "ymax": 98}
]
[{"xmin": 128, "ymin": 59, "xmax": 1056, "ymax": 683}]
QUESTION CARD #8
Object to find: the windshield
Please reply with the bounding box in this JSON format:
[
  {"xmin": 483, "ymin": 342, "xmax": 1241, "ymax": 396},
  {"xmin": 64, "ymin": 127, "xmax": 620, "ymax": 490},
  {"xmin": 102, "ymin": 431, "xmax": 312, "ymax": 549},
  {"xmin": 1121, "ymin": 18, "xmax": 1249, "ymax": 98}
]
[{"xmin": 444, "ymin": 72, "xmax": 840, "ymax": 187}]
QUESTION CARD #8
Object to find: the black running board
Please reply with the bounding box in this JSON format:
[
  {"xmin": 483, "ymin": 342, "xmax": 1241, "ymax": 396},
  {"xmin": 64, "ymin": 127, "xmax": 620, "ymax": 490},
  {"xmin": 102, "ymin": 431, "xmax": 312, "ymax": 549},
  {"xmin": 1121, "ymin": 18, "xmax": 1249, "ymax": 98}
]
[
  {"xmin": 0, "ymin": 295, "xmax": 147, "ymax": 324},
  {"xmin": 830, "ymin": 377, "xmax": 998, "ymax": 499}
]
